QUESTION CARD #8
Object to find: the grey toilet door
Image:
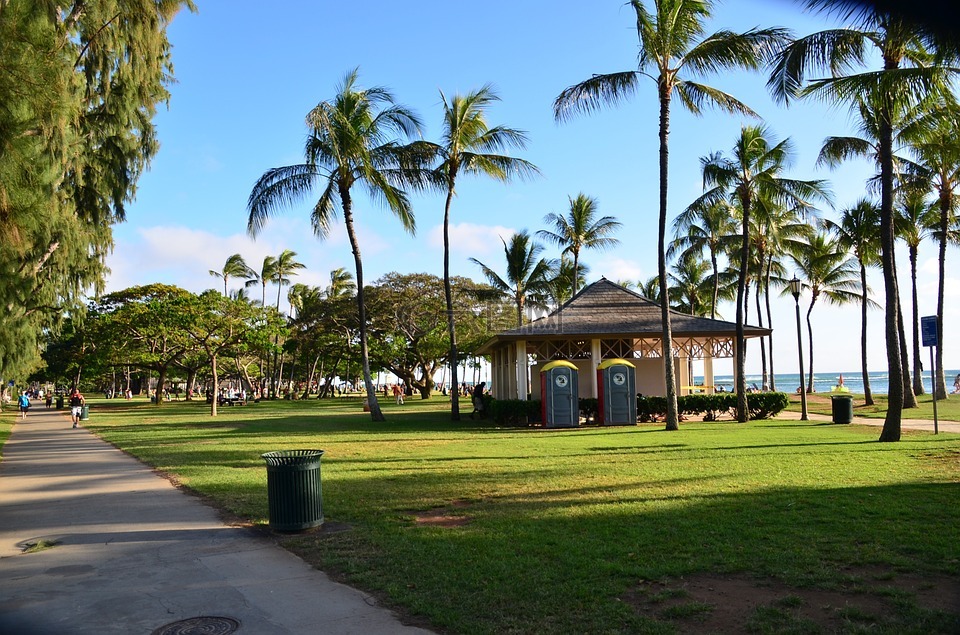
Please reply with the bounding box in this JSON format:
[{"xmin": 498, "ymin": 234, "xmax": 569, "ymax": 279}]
[
  {"xmin": 607, "ymin": 368, "xmax": 631, "ymax": 423},
  {"xmin": 550, "ymin": 369, "xmax": 576, "ymax": 425}
]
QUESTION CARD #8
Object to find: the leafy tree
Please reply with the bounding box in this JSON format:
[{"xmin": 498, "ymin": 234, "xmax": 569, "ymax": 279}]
[
  {"xmin": 822, "ymin": 199, "xmax": 882, "ymax": 405},
  {"xmin": 424, "ymin": 85, "xmax": 537, "ymax": 420},
  {"xmin": 209, "ymin": 254, "xmax": 254, "ymax": 297},
  {"xmin": 554, "ymin": 0, "xmax": 787, "ymax": 431},
  {"xmin": 697, "ymin": 125, "xmax": 829, "ymax": 420},
  {"xmin": 0, "ymin": 0, "xmax": 194, "ymax": 382},
  {"xmin": 247, "ymin": 69, "xmax": 430, "ymax": 421},
  {"xmin": 470, "ymin": 231, "xmax": 554, "ymax": 328},
  {"xmin": 769, "ymin": 3, "xmax": 958, "ymax": 440},
  {"xmin": 538, "ymin": 193, "xmax": 621, "ymax": 298}
]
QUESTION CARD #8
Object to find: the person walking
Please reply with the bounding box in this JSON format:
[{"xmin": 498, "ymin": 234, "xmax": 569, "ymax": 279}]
[
  {"xmin": 392, "ymin": 383, "xmax": 404, "ymax": 405},
  {"xmin": 17, "ymin": 391, "xmax": 30, "ymax": 420},
  {"xmin": 69, "ymin": 388, "xmax": 85, "ymax": 428}
]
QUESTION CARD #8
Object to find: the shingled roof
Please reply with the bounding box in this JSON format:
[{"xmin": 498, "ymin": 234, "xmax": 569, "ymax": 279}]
[{"xmin": 483, "ymin": 278, "xmax": 771, "ymax": 344}]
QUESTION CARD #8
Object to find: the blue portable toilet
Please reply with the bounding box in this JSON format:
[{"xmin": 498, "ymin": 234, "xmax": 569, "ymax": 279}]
[
  {"xmin": 540, "ymin": 360, "xmax": 580, "ymax": 428},
  {"xmin": 597, "ymin": 358, "xmax": 637, "ymax": 425}
]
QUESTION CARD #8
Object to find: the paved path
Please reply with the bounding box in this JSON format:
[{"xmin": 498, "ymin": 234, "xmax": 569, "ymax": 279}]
[
  {"xmin": 0, "ymin": 407, "xmax": 432, "ymax": 635},
  {"xmin": 776, "ymin": 408, "xmax": 960, "ymax": 434}
]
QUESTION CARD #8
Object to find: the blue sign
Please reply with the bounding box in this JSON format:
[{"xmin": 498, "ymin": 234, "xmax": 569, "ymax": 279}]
[{"xmin": 921, "ymin": 315, "xmax": 939, "ymax": 347}]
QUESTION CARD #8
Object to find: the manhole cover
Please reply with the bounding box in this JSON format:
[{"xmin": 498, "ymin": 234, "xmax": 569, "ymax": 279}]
[{"xmin": 151, "ymin": 616, "xmax": 240, "ymax": 635}]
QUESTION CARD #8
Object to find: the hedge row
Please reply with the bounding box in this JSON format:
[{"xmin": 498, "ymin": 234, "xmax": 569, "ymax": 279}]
[{"xmin": 488, "ymin": 392, "xmax": 789, "ymax": 425}]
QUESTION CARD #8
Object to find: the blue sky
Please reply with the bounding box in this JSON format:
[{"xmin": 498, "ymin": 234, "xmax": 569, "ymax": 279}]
[{"xmin": 105, "ymin": 0, "xmax": 959, "ymax": 376}]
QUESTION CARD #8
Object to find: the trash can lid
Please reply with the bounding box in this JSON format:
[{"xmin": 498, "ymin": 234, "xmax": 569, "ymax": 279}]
[{"xmin": 261, "ymin": 450, "xmax": 325, "ymax": 466}]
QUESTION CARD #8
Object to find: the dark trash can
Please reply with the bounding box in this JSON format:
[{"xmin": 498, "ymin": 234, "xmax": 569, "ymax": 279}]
[
  {"xmin": 261, "ymin": 450, "xmax": 324, "ymax": 531},
  {"xmin": 831, "ymin": 395, "xmax": 853, "ymax": 424},
  {"xmin": 56, "ymin": 395, "xmax": 64, "ymax": 410},
  {"xmin": 80, "ymin": 405, "xmax": 90, "ymax": 421}
]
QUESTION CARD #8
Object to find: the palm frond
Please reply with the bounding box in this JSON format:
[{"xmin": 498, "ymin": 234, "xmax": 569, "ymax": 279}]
[
  {"xmin": 553, "ymin": 71, "xmax": 642, "ymax": 122},
  {"xmin": 247, "ymin": 164, "xmax": 320, "ymax": 237},
  {"xmin": 684, "ymin": 27, "xmax": 792, "ymax": 75},
  {"xmin": 676, "ymin": 81, "xmax": 757, "ymax": 117}
]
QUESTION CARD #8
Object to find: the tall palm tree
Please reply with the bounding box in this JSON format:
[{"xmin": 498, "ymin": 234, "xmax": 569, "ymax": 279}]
[
  {"xmin": 669, "ymin": 198, "xmax": 739, "ymax": 320},
  {"xmin": 822, "ymin": 199, "xmax": 882, "ymax": 405},
  {"xmin": 697, "ymin": 125, "xmax": 830, "ymax": 421},
  {"xmin": 325, "ymin": 267, "xmax": 356, "ymax": 299},
  {"xmin": 545, "ymin": 257, "xmax": 590, "ymax": 307},
  {"xmin": 789, "ymin": 233, "xmax": 864, "ymax": 393},
  {"xmin": 469, "ymin": 231, "xmax": 553, "ymax": 328},
  {"xmin": 246, "ymin": 255, "xmax": 277, "ymax": 308},
  {"xmin": 429, "ymin": 85, "xmax": 538, "ymax": 420},
  {"xmin": 813, "ymin": 93, "xmax": 920, "ymax": 407},
  {"xmin": 209, "ymin": 253, "xmax": 253, "ymax": 296},
  {"xmin": 247, "ymin": 69, "xmax": 429, "ymax": 422},
  {"xmin": 553, "ymin": 0, "xmax": 788, "ymax": 431},
  {"xmin": 769, "ymin": 4, "xmax": 957, "ymax": 440},
  {"xmin": 538, "ymin": 193, "xmax": 621, "ymax": 298},
  {"xmin": 901, "ymin": 105, "xmax": 960, "ymax": 399},
  {"xmin": 894, "ymin": 190, "xmax": 937, "ymax": 396},
  {"xmin": 271, "ymin": 249, "xmax": 305, "ymax": 316}
]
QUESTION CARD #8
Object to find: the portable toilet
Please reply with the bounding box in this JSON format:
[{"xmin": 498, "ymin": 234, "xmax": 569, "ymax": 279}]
[
  {"xmin": 540, "ymin": 360, "xmax": 580, "ymax": 428},
  {"xmin": 597, "ymin": 358, "xmax": 637, "ymax": 426}
]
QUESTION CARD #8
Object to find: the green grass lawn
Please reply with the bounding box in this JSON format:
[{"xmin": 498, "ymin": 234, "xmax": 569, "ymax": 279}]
[
  {"xmin": 48, "ymin": 398, "xmax": 960, "ymax": 632},
  {"xmin": 785, "ymin": 391, "xmax": 960, "ymax": 421}
]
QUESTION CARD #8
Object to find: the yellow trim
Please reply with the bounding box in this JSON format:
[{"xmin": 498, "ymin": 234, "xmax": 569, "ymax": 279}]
[
  {"xmin": 597, "ymin": 358, "xmax": 636, "ymax": 370},
  {"xmin": 541, "ymin": 360, "xmax": 578, "ymax": 373}
]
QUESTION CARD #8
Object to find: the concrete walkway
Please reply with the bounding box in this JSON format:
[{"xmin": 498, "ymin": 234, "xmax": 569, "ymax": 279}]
[
  {"xmin": 776, "ymin": 407, "xmax": 960, "ymax": 434},
  {"xmin": 0, "ymin": 407, "xmax": 432, "ymax": 635}
]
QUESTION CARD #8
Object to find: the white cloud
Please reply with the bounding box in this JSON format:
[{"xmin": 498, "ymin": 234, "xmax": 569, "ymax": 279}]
[{"xmin": 588, "ymin": 256, "xmax": 646, "ymax": 285}]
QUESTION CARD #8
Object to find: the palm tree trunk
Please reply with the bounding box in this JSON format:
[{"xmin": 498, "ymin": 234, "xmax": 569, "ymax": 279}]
[
  {"xmin": 936, "ymin": 191, "xmax": 949, "ymax": 399},
  {"xmin": 658, "ymin": 84, "xmax": 679, "ymax": 430},
  {"xmin": 710, "ymin": 249, "xmax": 719, "ymax": 321},
  {"xmin": 877, "ymin": 110, "xmax": 902, "ymax": 442},
  {"xmin": 210, "ymin": 355, "xmax": 218, "ymax": 417},
  {"xmin": 897, "ymin": 297, "xmax": 917, "ymax": 408},
  {"xmin": 859, "ymin": 260, "xmax": 874, "ymax": 406},
  {"xmin": 442, "ymin": 185, "xmax": 461, "ymax": 420},
  {"xmin": 764, "ymin": 256, "xmax": 776, "ymax": 392},
  {"xmin": 341, "ymin": 189, "xmax": 385, "ymax": 421},
  {"xmin": 806, "ymin": 300, "xmax": 815, "ymax": 394},
  {"xmin": 572, "ymin": 251, "xmax": 580, "ymax": 298},
  {"xmin": 735, "ymin": 197, "xmax": 750, "ymax": 422},
  {"xmin": 909, "ymin": 245, "xmax": 924, "ymax": 395},
  {"xmin": 755, "ymin": 278, "xmax": 767, "ymax": 391}
]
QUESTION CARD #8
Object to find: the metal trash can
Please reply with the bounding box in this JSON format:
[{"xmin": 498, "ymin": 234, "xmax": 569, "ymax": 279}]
[
  {"xmin": 80, "ymin": 405, "xmax": 90, "ymax": 421},
  {"xmin": 56, "ymin": 395, "xmax": 64, "ymax": 410},
  {"xmin": 831, "ymin": 395, "xmax": 853, "ymax": 424},
  {"xmin": 261, "ymin": 450, "xmax": 324, "ymax": 531}
]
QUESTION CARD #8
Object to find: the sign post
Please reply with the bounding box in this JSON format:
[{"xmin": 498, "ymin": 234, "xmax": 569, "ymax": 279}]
[{"xmin": 921, "ymin": 315, "xmax": 939, "ymax": 435}]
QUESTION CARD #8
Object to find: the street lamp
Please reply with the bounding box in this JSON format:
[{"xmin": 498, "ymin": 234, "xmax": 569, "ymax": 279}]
[{"xmin": 789, "ymin": 276, "xmax": 808, "ymax": 421}]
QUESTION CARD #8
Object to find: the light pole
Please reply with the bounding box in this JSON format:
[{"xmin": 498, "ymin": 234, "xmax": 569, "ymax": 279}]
[{"xmin": 789, "ymin": 276, "xmax": 808, "ymax": 421}]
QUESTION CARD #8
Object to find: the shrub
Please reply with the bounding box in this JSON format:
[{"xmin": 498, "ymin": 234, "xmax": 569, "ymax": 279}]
[
  {"xmin": 637, "ymin": 392, "xmax": 788, "ymax": 422},
  {"xmin": 489, "ymin": 399, "xmax": 541, "ymax": 426},
  {"xmin": 578, "ymin": 398, "xmax": 599, "ymax": 423}
]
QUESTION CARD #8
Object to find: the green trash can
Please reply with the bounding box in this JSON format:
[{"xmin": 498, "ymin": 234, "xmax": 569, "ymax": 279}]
[
  {"xmin": 261, "ymin": 450, "xmax": 324, "ymax": 531},
  {"xmin": 831, "ymin": 395, "xmax": 853, "ymax": 424},
  {"xmin": 80, "ymin": 405, "xmax": 90, "ymax": 421},
  {"xmin": 56, "ymin": 395, "xmax": 64, "ymax": 410}
]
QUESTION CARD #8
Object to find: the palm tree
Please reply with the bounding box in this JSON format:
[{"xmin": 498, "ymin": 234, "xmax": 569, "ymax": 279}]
[
  {"xmin": 768, "ymin": 5, "xmax": 958, "ymax": 440},
  {"xmin": 822, "ymin": 198, "xmax": 882, "ymax": 405},
  {"xmin": 894, "ymin": 190, "xmax": 937, "ymax": 396},
  {"xmin": 325, "ymin": 267, "xmax": 356, "ymax": 299},
  {"xmin": 209, "ymin": 253, "xmax": 253, "ymax": 296},
  {"xmin": 669, "ymin": 198, "xmax": 739, "ymax": 320},
  {"xmin": 469, "ymin": 231, "xmax": 553, "ymax": 328},
  {"xmin": 537, "ymin": 193, "xmax": 621, "ymax": 298},
  {"xmin": 697, "ymin": 125, "xmax": 830, "ymax": 421},
  {"xmin": 553, "ymin": 0, "xmax": 788, "ymax": 431},
  {"xmin": 429, "ymin": 85, "xmax": 538, "ymax": 420},
  {"xmin": 246, "ymin": 256, "xmax": 276, "ymax": 307},
  {"xmin": 546, "ymin": 257, "xmax": 590, "ymax": 307},
  {"xmin": 901, "ymin": 105, "xmax": 960, "ymax": 399},
  {"xmin": 789, "ymin": 233, "xmax": 864, "ymax": 393},
  {"xmin": 247, "ymin": 69, "xmax": 429, "ymax": 422},
  {"xmin": 638, "ymin": 276, "xmax": 662, "ymax": 303},
  {"xmin": 271, "ymin": 249, "xmax": 305, "ymax": 316}
]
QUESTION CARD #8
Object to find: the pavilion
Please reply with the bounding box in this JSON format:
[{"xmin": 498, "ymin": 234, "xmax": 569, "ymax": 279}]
[{"xmin": 476, "ymin": 278, "xmax": 772, "ymax": 400}]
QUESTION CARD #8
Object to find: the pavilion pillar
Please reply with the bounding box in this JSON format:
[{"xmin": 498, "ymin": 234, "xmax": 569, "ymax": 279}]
[
  {"xmin": 516, "ymin": 340, "xmax": 528, "ymax": 400},
  {"xmin": 590, "ymin": 339, "xmax": 601, "ymax": 398},
  {"xmin": 704, "ymin": 354, "xmax": 715, "ymax": 394}
]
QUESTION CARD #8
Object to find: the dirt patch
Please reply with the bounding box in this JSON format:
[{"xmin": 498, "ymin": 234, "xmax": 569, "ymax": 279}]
[
  {"xmin": 623, "ymin": 570, "xmax": 960, "ymax": 633},
  {"xmin": 410, "ymin": 499, "xmax": 473, "ymax": 528}
]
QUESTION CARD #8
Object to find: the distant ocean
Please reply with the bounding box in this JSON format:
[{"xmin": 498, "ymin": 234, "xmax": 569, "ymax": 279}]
[{"xmin": 698, "ymin": 370, "xmax": 960, "ymax": 395}]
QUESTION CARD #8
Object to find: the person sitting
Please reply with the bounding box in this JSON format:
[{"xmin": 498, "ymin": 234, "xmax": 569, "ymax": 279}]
[{"xmin": 469, "ymin": 382, "xmax": 487, "ymax": 419}]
